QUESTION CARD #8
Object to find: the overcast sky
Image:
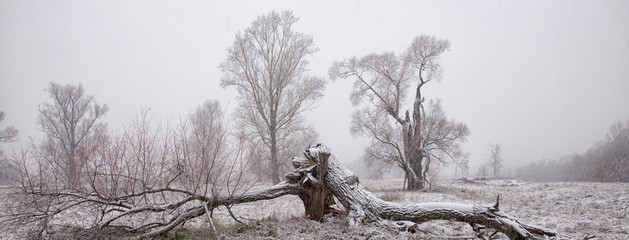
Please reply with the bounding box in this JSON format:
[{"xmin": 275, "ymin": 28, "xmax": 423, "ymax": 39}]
[{"xmin": 1, "ymin": 0, "xmax": 628, "ymax": 176}]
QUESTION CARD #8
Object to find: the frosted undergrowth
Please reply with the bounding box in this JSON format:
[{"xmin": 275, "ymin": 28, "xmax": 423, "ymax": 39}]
[{"xmin": 2, "ymin": 180, "xmax": 628, "ymax": 239}]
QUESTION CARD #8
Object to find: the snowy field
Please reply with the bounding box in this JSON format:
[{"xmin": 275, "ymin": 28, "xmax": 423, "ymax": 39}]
[
  {"xmin": 1, "ymin": 179, "xmax": 628, "ymax": 239},
  {"xmin": 192, "ymin": 179, "xmax": 629, "ymax": 239}
]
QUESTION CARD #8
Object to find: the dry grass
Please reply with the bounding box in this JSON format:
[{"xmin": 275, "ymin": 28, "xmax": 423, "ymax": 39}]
[
  {"xmin": 153, "ymin": 179, "xmax": 629, "ymax": 240},
  {"xmin": 3, "ymin": 179, "xmax": 628, "ymax": 239},
  {"xmin": 376, "ymin": 190, "xmax": 403, "ymax": 202}
]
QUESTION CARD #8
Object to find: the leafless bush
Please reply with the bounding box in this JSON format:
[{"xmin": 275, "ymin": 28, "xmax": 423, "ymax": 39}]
[{"xmin": 1, "ymin": 101, "xmax": 257, "ymax": 238}]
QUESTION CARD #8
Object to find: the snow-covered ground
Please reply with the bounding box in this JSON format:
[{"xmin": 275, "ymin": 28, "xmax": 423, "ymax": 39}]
[
  {"xmin": 178, "ymin": 179, "xmax": 629, "ymax": 239},
  {"xmin": 2, "ymin": 179, "xmax": 628, "ymax": 239}
]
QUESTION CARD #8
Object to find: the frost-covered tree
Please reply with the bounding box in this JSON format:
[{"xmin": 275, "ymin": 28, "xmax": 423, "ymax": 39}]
[
  {"xmin": 458, "ymin": 158, "xmax": 470, "ymax": 177},
  {"xmin": 330, "ymin": 36, "xmax": 469, "ymax": 190},
  {"xmin": 0, "ymin": 111, "xmax": 18, "ymax": 143},
  {"xmin": 37, "ymin": 82, "xmax": 108, "ymax": 186},
  {"xmin": 220, "ymin": 11, "xmax": 326, "ymax": 184},
  {"xmin": 487, "ymin": 143, "xmax": 503, "ymax": 177},
  {"xmin": 603, "ymin": 119, "xmax": 629, "ymax": 182},
  {"xmin": 7, "ymin": 104, "xmax": 260, "ymax": 238},
  {"xmin": 0, "ymin": 111, "xmax": 18, "ymax": 184}
]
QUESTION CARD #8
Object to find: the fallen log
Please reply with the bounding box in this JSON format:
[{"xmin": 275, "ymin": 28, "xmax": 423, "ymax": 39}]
[
  {"xmin": 139, "ymin": 182, "xmax": 302, "ymax": 238},
  {"xmin": 298, "ymin": 144, "xmax": 558, "ymax": 240}
]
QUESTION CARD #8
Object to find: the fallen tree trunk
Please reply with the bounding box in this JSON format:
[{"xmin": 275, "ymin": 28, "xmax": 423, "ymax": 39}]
[
  {"xmin": 139, "ymin": 182, "xmax": 302, "ymax": 238},
  {"xmin": 299, "ymin": 144, "xmax": 557, "ymax": 240}
]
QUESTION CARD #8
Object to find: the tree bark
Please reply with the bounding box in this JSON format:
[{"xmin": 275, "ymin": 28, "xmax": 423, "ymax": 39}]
[
  {"xmin": 403, "ymin": 109, "xmax": 425, "ymax": 191},
  {"xmin": 406, "ymin": 148, "xmax": 424, "ymax": 190},
  {"xmin": 408, "ymin": 82, "xmax": 425, "ymax": 191},
  {"xmin": 270, "ymin": 119, "xmax": 280, "ymax": 184}
]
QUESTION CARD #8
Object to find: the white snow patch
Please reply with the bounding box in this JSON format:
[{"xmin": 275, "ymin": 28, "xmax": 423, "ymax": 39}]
[{"xmin": 416, "ymin": 202, "xmax": 474, "ymax": 213}]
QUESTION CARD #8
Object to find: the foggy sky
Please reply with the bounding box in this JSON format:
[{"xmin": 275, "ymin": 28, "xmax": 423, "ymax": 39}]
[{"xmin": 1, "ymin": 0, "xmax": 628, "ymax": 176}]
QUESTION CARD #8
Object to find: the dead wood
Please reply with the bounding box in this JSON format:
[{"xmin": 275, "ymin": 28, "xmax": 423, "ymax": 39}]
[
  {"xmin": 298, "ymin": 144, "xmax": 558, "ymax": 240},
  {"xmin": 137, "ymin": 182, "xmax": 301, "ymax": 238}
]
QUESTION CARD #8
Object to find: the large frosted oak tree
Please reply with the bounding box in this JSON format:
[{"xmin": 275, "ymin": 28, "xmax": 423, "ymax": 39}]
[
  {"xmin": 330, "ymin": 36, "xmax": 469, "ymax": 190},
  {"xmin": 220, "ymin": 11, "xmax": 326, "ymax": 184}
]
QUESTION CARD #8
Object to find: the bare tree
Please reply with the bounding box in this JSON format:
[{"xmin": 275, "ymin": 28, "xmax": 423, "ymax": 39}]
[
  {"xmin": 37, "ymin": 83, "xmax": 108, "ymax": 187},
  {"xmin": 0, "ymin": 111, "xmax": 18, "ymax": 143},
  {"xmin": 459, "ymin": 158, "xmax": 470, "ymax": 177},
  {"xmin": 245, "ymin": 121, "xmax": 319, "ymax": 183},
  {"xmin": 603, "ymin": 119, "xmax": 629, "ymax": 182},
  {"xmin": 330, "ymin": 36, "xmax": 469, "ymax": 190},
  {"xmin": 487, "ymin": 143, "xmax": 503, "ymax": 177},
  {"xmin": 3, "ymin": 102, "xmax": 263, "ymax": 238},
  {"xmin": 420, "ymin": 100, "xmax": 470, "ymax": 186},
  {"xmin": 220, "ymin": 11, "xmax": 326, "ymax": 184},
  {"xmin": 478, "ymin": 164, "xmax": 489, "ymax": 177},
  {"xmin": 0, "ymin": 111, "xmax": 19, "ymax": 184}
]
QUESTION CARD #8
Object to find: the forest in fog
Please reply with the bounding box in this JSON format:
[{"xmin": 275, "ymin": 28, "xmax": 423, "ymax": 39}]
[{"xmin": 516, "ymin": 119, "xmax": 629, "ymax": 182}]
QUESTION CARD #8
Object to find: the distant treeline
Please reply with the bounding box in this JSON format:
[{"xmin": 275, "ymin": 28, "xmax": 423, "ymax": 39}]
[{"xmin": 516, "ymin": 119, "xmax": 629, "ymax": 182}]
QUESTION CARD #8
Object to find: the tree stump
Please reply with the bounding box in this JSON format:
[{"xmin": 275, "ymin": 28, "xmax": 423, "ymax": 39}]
[{"xmin": 290, "ymin": 148, "xmax": 335, "ymax": 221}]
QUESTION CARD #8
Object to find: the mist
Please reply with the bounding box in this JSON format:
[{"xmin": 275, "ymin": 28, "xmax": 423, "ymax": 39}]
[{"xmin": 1, "ymin": 0, "xmax": 629, "ymax": 178}]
